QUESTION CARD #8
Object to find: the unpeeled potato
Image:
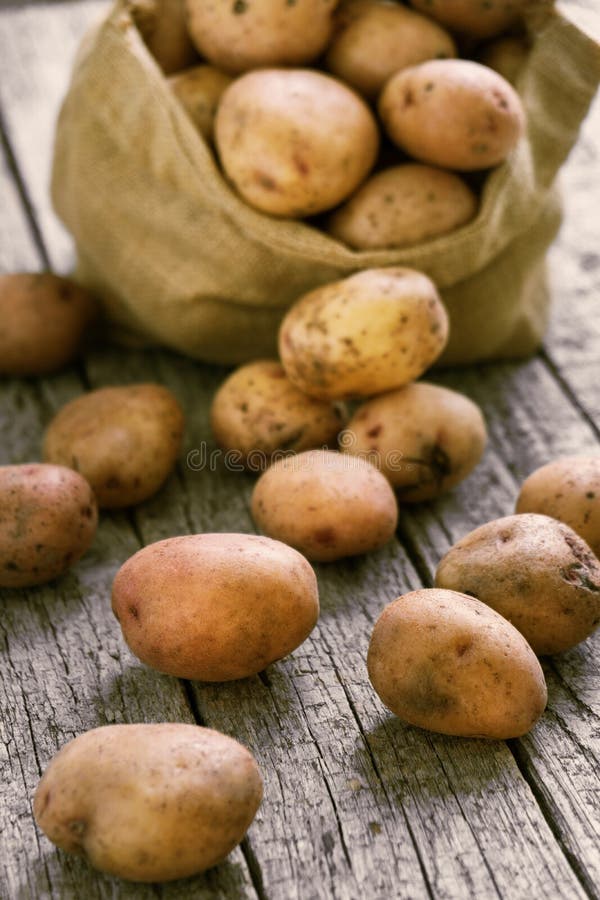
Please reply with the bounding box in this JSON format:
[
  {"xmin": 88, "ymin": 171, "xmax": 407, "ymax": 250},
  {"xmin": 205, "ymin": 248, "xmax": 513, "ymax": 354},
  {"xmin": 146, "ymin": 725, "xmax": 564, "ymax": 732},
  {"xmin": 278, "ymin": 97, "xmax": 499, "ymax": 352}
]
[
  {"xmin": 168, "ymin": 65, "xmax": 232, "ymax": 141},
  {"xmin": 409, "ymin": 0, "xmax": 523, "ymax": 40}
]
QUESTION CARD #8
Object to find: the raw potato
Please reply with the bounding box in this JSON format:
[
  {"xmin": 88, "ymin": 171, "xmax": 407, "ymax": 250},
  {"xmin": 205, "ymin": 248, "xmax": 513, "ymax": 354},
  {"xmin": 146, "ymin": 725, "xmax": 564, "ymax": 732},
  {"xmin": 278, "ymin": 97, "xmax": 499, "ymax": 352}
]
[
  {"xmin": 210, "ymin": 359, "xmax": 343, "ymax": 470},
  {"xmin": 215, "ymin": 69, "xmax": 379, "ymax": 218},
  {"xmin": 0, "ymin": 273, "xmax": 96, "ymax": 376},
  {"xmin": 341, "ymin": 382, "xmax": 487, "ymax": 500},
  {"xmin": 379, "ymin": 59, "xmax": 526, "ymax": 171},
  {"xmin": 168, "ymin": 65, "xmax": 232, "ymax": 142},
  {"xmin": 516, "ymin": 456, "xmax": 600, "ymax": 558},
  {"xmin": 435, "ymin": 513, "xmax": 600, "ymax": 655},
  {"xmin": 34, "ymin": 723, "xmax": 263, "ymax": 882},
  {"xmin": 112, "ymin": 533, "xmax": 319, "ymax": 680},
  {"xmin": 479, "ymin": 36, "xmax": 529, "ymax": 85},
  {"xmin": 43, "ymin": 384, "xmax": 184, "ymax": 509},
  {"xmin": 328, "ymin": 164, "xmax": 478, "ymax": 250},
  {"xmin": 185, "ymin": 0, "xmax": 338, "ymax": 74},
  {"xmin": 325, "ymin": 0, "xmax": 456, "ymax": 99},
  {"xmin": 367, "ymin": 588, "xmax": 547, "ymax": 738},
  {"xmin": 251, "ymin": 449, "xmax": 398, "ymax": 562},
  {"xmin": 131, "ymin": 0, "xmax": 197, "ymax": 74},
  {"xmin": 0, "ymin": 464, "xmax": 97, "ymax": 588},
  {"xmin": 279, "ymin": 268, "xmax": 448, "ymax": 401},
  {"xmin": 409, "ymin": 0, "xmax": 522, "ymax": 40}
]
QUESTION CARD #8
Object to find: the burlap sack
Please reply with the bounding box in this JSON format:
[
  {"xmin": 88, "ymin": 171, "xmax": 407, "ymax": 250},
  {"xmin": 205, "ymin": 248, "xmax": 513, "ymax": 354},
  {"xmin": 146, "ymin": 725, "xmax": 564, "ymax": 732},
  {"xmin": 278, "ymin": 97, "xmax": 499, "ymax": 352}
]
[{"xmin": 52, "ymin": 0, "xmax": 600, "ymax": 366}]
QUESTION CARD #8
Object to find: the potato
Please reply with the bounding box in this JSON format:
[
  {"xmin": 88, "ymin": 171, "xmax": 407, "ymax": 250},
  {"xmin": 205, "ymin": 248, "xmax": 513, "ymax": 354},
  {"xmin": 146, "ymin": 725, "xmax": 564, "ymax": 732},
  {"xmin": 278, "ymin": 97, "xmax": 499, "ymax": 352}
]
[
  {"xmin": 367, "ymin": 588, "xmax": 547, "ymax": 738},
  {"xmin": 43, "ymin": 384, "xmax": 184, "ymax": 509},
  {"xmin": 168, "ymin": 65, "xmax": 232, "ymax": 142},
  {"xmin": 479, "ymin": 35, "xmax": 529, "ymax": 85},
  {"xmin": 341, "ymin": 382, "xmax": 487, "ymax": 500},
  {"xmin": 0, "ymin": 273, "xmax": 96, "ymax": 376},
  {"xmin": 409, "ymin": 0, "xmax": 523, "ymax": 40},
  {"xmin": 112, "ymin": 533, "xmax": 319, "ymax": 680},
  {"xmin": 185, "ymin": 0, "xmax": 337, "ymax": 74},
  {"xmin": 210, "ymin": 360, "xmax": 344, "ymax": 470},
  {"xmin": 251, "ymin": 449, "xmax": 398, "ymax": 562},
  {"xmin": 34, "ymin": 723, "xmax": 263, "ymax": 882},
  {"xmin": 214, "ymin": 69, "xmax": 379, "ymax": 218},
  {"xmin": 325, "ymin": 0, "xmax": 456, "ymax": 99},
  {"xmin": 516, "ymin": 456, "xmax": 600, "ymax": 559},
  {"xmin": 0, "ymin": 464, "xmax": 97, "ymax": 588},
  {"xmin": 379, "ymin": 59, "xmax": 526, "ymax": 171},
  {"xmin": 279, "ymin": 268, "xmax": 448, "ymax": 401},
  {"xmin": 435, "ymin": 514, "xmax": 600, "ymax": 655},
  {"xmin": 131, "ymin": 0, "xmax": 197, "ymax": 74},
  {"xmin": 328, "ymin": 164, "xmax": 477, "ymax": 250}
]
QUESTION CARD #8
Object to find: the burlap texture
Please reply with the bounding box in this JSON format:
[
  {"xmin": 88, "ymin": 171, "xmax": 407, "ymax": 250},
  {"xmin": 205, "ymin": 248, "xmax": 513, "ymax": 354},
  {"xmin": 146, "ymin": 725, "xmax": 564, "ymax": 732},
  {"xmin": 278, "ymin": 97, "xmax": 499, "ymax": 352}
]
[{"xmin": 51, "ymin": 0, "xmax": 600, "ymax": 365}]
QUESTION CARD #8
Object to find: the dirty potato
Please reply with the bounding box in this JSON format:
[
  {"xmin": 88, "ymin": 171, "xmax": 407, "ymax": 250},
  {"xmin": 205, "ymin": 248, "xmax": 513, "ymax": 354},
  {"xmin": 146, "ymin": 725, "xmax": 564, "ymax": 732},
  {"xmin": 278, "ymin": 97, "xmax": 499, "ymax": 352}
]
[
  {"xmin": 435, "ymin": 513, "xmax": 600, "ymax": 655},
  {"xmin": 341, "ymin": 382, "xmax": 487, "ymax": 500},
  {"xmin": 168, "ymin": 64, "xmax": 232, "ymax": 141},
  {"xmin": 328, "ymin": 164, "xmax": 478, "ymax": 250},
  {"xmin": 0, "ymin": 463, "xmax": 97, "ymax": 588},
  {"xmin": 279, "ymin": 269, "xmax": 448, "ymax": 400},
  {"xmin": 379, "ymin": 59, "xmax": 526, "ymax": 171},
  {"xmin": 34, "ymin": 723, "xmax": 263, "ymax": 882},
  {"xmin": 210, "ymin": 360, "xmax": 343, "ymax": 470},
  {"xmin": 112, "ymin": 533, "xmax": 319, "ymax": 680},
  {"xmin": 214, "ymin": 69, "xmax": 379, "ymax": 217},
  {"xmin": 367, "ymin": 588, "xmax": 547, "ymax": 738},
  {"xmin": 42, "ymin": 384, "xmax": 184, "ymax": 508},
  {"xmin": 409, "ymin": 0, "xmax": 523, "ymax": 40},
  {"xmin": 251, "ymin": 449, "xmax": 398, "ymax": 561}
]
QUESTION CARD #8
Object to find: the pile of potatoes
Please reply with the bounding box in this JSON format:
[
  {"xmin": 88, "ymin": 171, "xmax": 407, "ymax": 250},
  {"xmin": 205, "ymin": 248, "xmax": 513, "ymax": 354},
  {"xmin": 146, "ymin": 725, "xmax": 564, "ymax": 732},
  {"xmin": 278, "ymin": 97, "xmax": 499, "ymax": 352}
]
[{"xmin": 135, "ymin": 0, "xmax": 532, "ymax": 251}]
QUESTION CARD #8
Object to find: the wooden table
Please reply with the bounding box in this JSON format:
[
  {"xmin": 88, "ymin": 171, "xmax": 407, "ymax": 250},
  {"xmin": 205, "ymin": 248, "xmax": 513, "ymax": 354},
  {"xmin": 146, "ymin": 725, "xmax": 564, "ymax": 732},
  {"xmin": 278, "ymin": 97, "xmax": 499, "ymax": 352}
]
[{"xmin": 1, "ymin": 2, "xmax": 599, "ymax": 898}]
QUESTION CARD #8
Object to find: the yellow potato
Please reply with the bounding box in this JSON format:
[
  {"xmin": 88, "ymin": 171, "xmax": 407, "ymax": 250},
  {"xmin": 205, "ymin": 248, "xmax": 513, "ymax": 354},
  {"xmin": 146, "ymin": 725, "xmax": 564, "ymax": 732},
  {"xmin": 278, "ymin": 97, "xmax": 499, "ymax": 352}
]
[
  {"xmin": 210, "ymin": 360, "xmax": 343, "ymax": 470},
  {"xmin": 34, "ymin": 723, "xmax": 263, "ymax": 882},
  {"xmin": 341, "ymin": 382, "xmax": 487, "ymax": 500},
  {"xmin": 435, "ymin": 513, "xmax": 600, "ymax": 655},
  {"xmin": 215, "ymin": 69, "xmax": 379, "ymax": 218},
  {"xmin": 168, "ymin": 65, "xmax": 232, "ymax": 141},
  {"xmin": 325, "ymin": 0, "xmax": 456, "ymax": 99},
  {"xmin": 0, "ymin": 463, "xmax": 97, "ymax": 588},
  {"xmin": 479, "ymin": 35, "xmax": 529, "ymax": 85},
  {"xmin": 0, "ymin": 273, "xmax": 96, "ymax": 376},
  {"xmin": 516, "ymin": 456, "xmax": 600, "ymax": 558},
  {"xmin": 379, "ymin": 59, "xmax": 526, "ymax": 171},
  {"xmin": 43, "ymin": 384, "xmax": 184, "ymax": 509},
  {"xmin": 132, "ymin": 0, "xmax": 197, "ymax": 74},
  {"xmin": 367, "ymin": 588, "xmax": 547, "ymax": 738},
  {"xmin": 409, "ymin": 0, "xmax": 523, "ymax": 40},
  {"xmin": 251, "ymin": 449, "xmax": 398, "ymax": 562},
  {"xmin": 279, "ymin": 268, "xmax": 448, "ymax": 401},
  {"xmin": 112, "ymin": 533, "xmax": 319, "ymax": 680},
  {"xmin": 328, "ymin": 164, "xmax": 478, "ymax": 250},
  {"xmin": 185, "ymin": 0, "xmax": 337, "ymax": 74}
]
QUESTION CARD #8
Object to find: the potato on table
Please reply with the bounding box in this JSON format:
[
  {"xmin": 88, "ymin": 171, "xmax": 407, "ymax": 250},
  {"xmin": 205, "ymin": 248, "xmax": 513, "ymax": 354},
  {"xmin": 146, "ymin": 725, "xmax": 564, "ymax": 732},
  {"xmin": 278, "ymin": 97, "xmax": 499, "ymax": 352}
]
[
  {"xmin": 210, "ymin": 359, "xmax": 343, "ymax": 470},
  {"xmin": 112, "ymin": 533, "xmax": 319, "ymax": 680},
  {"xmin": 409, "ymin": 0, "xmax": 523, "ymax": 40},
  {"xmin": 168, "ymin": 64, "xmax": 232, "ymax": 141},
  {"xmin": 42, "ymin": 383, "xmax": 184, "ymax": 508},
  {"xmin": 251, "ymin": 449, "xmax": 398, "ymax": 562},
  {"xmin": 435, "ymin": 513, "xmax": 600, "ymax": 655},
  {"xmin": 342, "ymin": 382, "xmax": 487, "ymax": 500},
  {"xmin": 0, "ymin": 463, "xmax": 97, "ymax": 588},
  {"xmin": 279, "ymin": 268, "xmax": 448, "ymax": 401},
  {"xmin": 367, "ymin": 588, "xmax": 547, "ymax": 739},
  {"xmin": 34, "ymin": 723, "xmax": 263, "ymax": 882}
]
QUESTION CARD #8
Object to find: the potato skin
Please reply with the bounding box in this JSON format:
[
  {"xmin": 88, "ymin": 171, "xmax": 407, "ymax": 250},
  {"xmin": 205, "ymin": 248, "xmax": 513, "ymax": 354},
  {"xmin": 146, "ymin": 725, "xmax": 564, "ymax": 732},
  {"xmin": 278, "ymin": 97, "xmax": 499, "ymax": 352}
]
[
  {"xmin": 379, "ymin": 59, "xmax": 526, "ymax": 171},
  {"xmin": 33, "ymin": 723, "xmax": 263, "ymax": 882},
  {"xmin": 131, "ymin": 0, "xmax": 197, "ymax": 74},
  {"xmin": 210, "ymin": 360, "xmax": 343, "ymax": 470},
  {"xmin": 479, "ymin": 36, "xmax": 529, "ymax": 85},
  {"xmin": 325, "ymin": 0, "xmax": 456, "ymax": 99},
  {"xmin": 215, "ymin": 69, "xmax": 379, "ymax": 218},
  {"xmin": 409, "ymin": 0, "xmax": 522, "ymax": 40},
  {"xmin": 279, "ymin": 268, "xmax": 448, "ymax": 401},
  {"xmin": 516, "ymin": 456, "xmax": 600, "ymax": 559},
  {"xmin": 168, "ymin": 65, "xmax": 232, "ymax": 141},
  {"xmin": 341, "ymin": 382, "xmax": 487, "ymax": 500},
  {"xmin": 435, "ymin": 514, "xmax": 600, "ymax": 655},
  {"xmin": 251, "ymin": 449, "xmax": 398, "ymax": 562},
  {"xmin": 0, "ymin": 464, "xmax": 97, "ymax": 588},
  {"xmin": 328, "ymin": 164, "xmax": 477, "ymax": 250},
  {"xmin": 0, "ymin": 273, "xmax": 96, "ymax": 376},
  {"xmin": 185, "ymin": 0, "xmax": 337, "ymax": 74},
  {"xmin": 367, "ymin": 588, "xmax": 547, "ymax": 738},
  {"xmin": 112, "ymin": 533, "xmax": 319, "ymax": 680},
  {"xmin": 42, "ymin": 384, "xmax": 184, "ymax": 509}
]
